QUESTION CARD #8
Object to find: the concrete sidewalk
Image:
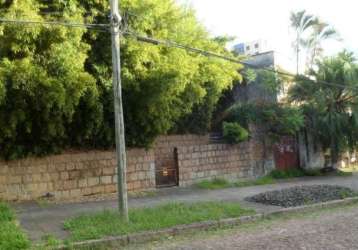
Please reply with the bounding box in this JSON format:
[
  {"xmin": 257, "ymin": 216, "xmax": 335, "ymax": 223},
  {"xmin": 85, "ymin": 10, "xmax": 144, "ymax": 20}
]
[{"xmin": 13, "ymin": 175, "xmax": 358, "ymax": 241}]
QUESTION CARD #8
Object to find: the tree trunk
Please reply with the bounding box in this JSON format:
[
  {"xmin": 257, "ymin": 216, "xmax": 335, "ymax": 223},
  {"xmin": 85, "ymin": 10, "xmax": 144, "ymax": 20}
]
[{"xmin": 330, "ymin": 140, "xmax": 339, "ymax": 169}]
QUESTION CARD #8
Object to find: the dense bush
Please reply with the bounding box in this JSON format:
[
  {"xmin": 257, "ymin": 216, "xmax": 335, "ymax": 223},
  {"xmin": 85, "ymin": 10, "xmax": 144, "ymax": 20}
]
[
  {"xmin": 0, "ymin": 0, "xmax": 242, "ymax": 159},
  {"xmin": 223, "ymin": 122, "xmax": 249, "ymax": 144},
  {"xmin": 226, "ymin": 103, "xmax": 304, "ymax": 138}
]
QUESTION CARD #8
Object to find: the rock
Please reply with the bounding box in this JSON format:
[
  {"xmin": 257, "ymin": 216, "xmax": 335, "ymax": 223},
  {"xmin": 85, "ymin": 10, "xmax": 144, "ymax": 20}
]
[{"xmin": 245, "ymin": 185, "xmax": 358, "ymax": 208}]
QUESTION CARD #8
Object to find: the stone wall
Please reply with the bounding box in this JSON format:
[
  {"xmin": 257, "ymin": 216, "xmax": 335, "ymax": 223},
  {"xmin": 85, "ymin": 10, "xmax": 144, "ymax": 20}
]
[
  {"xmin": 177, "ymin": 142, "xmax": 252, "ymax": 186},
  {"xmin": 154, "ymin": 135, "xmax": 209, "ymax": 172},
  {"xmin": 0, "ymin": 149, "xmax": 155, "ymax": 201},
  {"xmin": 0, "ymin": 134, "xmax": 273, "ymax": 202}
]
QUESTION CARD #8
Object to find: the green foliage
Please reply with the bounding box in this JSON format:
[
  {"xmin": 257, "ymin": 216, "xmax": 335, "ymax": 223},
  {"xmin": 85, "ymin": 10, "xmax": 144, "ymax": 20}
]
[
  {"xmin": 269, "ymin": 168, "xmax": 306, "ymax": 179},
  {"xmin": 227, "ymin": 103, "xmax": 304, "ymax": 137},
  {"xmin": 223, "ymin": 122, "xmax": 249, "ymax": 144},
  {"xmin": 234, "ymin": 176, "xmax": 276, "ymax": 187},
  {"xmin": 197, "ymin": 176, "xmax": 276, "ymax": 190},
  {"xmin": 0, "ymin": 202, "xmax": 14, "ymax": 222},
  {"xmin": 40, "ymin": 234, "xmax": 61, "ymax": 249},
  {"xmin": 0, "ymin": 203, "xmax": 30, "ymax": 250},
  {"xmin": 269, "ymin": 168, "xmax": 326, "ymax": 179},
  {"xmin": 0, "ymin": 0, "xmax": 100, "ymax": 159},
  {"xmin": 196, "ymin": 178, "xmax": 232, "ymax": 189},
  {"xmin": 0, "ymin": 0, "xmax": 242, "ymax": 158},
  {"xmin": 63, "ymin": 202, "xmax": 254, "ymax": 241},
  {"xmin": 81, "ymin": 0, "xmax": 242, "ymax": 147},
  {"xmin": 336, "ymin": 170, "xmax": 353, "ymax": 177},
  {"xmin": 289, "ymin": 51, "xmax": 358, "ymax": 165}
]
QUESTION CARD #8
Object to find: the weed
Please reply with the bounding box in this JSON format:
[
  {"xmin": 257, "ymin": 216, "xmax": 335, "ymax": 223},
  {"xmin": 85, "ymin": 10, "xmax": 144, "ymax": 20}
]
[
  {"xmin": 196, "ymin": 178, "xmax": 232, "ymax": 189},
  {"xmin": 0, "ymin": 202, "xmax": 30, "ymax": 250}
]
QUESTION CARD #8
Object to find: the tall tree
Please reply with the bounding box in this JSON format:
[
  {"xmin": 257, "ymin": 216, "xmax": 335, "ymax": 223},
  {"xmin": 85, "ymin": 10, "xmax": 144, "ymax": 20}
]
[
  {"xmin": 290, "ymin": 10, "xmax": 317, "ymax": 74},
  {"xmin": 289, "ymin": 51, "xmax": 358, "ymax": 168},
  {"xmin": 0, "ymin": 0, "xmax": 100, "ymax": 159},
  {"xmin": 303, "ymin": 21, "xmax": 339, "ymax": 69},
  {"xmin": 80, "ymin": 0, "xmax": 242, "ymax": 147},
  {"xmin": 0, "ymin": 0, "xmax": 242, "ymax": 158}
]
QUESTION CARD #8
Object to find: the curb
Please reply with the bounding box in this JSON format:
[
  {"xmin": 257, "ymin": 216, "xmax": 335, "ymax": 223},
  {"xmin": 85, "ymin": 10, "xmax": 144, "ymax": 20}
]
[{"xmin": 57, "ymin": 197, "xmax": 358, "ymax": 249}]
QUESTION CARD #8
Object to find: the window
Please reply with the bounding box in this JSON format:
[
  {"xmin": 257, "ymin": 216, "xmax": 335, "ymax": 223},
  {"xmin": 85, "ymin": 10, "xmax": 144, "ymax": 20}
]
[
  {"xmin": 255, "ymin": 43, "xmax": 259, "ymax": 49},
  {"xmin": 246, "ymin": 45, "xmax": 250, "ymax": 51}
]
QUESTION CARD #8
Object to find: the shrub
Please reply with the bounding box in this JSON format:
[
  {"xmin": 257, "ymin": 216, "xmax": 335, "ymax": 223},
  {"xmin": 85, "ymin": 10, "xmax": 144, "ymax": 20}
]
[
  {"xmin": 223, "ymin": 122, "xmax": 249, "ymax": 144},
  {"xmin": 269, "ymin": 168, "xmax": 305, "ymax": 179}
]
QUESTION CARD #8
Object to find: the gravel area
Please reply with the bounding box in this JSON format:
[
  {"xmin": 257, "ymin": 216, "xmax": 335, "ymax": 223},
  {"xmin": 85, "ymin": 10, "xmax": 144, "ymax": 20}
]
[{"xmin": 245, "ymin": 185, "xmax": 357, "ymax": 207}]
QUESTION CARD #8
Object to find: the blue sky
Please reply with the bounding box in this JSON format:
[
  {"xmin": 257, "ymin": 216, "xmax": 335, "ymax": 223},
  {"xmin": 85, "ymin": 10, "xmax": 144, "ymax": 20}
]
[{"xmin": 177, "ymin": 0, "xmax": 358, "ymax": 72}]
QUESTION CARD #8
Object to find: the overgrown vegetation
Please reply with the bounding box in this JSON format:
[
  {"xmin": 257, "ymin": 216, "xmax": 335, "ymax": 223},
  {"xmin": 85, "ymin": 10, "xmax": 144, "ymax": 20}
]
[
  {"xmin": 289, "ymin": 51, "xmax": 358, "ymax": 167},
  {"xmin": 196, "ymin": 168, "xmax": 353, "ymax": 190},
  {"xmin": 222, "ymin": 122, "xmax": 249, "ymax": 144},
  {"xmin": 63, "ymin": 202, "xmax": 254, "ymax": 241},
  {"xmin": 226, "ymin": 103, "xmax": 304, "ymax": 139},
  {"xmin": 0, "ymin": 202, "xmax": 30, "ymax": 250},
  {"xmin": 0, "ymin": 0, "xmax": 242, "ymax": 159}
]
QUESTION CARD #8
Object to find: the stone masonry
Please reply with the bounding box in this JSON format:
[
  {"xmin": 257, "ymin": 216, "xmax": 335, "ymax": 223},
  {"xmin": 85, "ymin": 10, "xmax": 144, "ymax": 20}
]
[
  {"xmin": 0, "ymin": 149, "xmax": 155, "ymax": 201},
  {"xmin": 0, "ymin": 134, "xmax": 273, "ymax": 202},
  {"xmin": 178, "ymin": 142, "xmax": 253, "ymax": 187}
]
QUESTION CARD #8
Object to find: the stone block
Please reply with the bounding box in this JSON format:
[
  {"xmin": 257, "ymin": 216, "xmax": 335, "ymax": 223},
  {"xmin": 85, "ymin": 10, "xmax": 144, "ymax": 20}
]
[
  {"xmin": 104, "ymin": 184, "xmax": 117, "ymax": 193},
  {"xmin": 100, "ymin": 176, "xmax": 112, "ymax": 185},
  {"xmin": 103, "ymin": 167, "xmax": 115, "ymax": 176},
  {"xmin": 78, "ymin": 179, "xmax": 88, "ymax": 188},
  {"xmin": 63, "ymin": 180, "xmax": 77, "ymax": 190},
  {"xmin": 69, "ymin": 171, "xmax": 81, "ymax": 180},
  {"xmin": 70, "ymin": 189, "xmax": 81, "ymax": 197},
  {"xmin": 60, "ymin": 172, "xmax": 69, "ymax": 180},
  {"xmin": 66, "ymin": 162, "xmax": 76, "ymax": 171},
  {"xmin": 88, "ymin": 177, "xmax": 100, "ymax": 187}
]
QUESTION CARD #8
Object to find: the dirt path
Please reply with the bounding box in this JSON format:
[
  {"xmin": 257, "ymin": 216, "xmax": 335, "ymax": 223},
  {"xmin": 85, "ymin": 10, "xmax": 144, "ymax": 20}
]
[{"xmin": 128, "ymin": 204, "xmax": 358, "ymax": 250}]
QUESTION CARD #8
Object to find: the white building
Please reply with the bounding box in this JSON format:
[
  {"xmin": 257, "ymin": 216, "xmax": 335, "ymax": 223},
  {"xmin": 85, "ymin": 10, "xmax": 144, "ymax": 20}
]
[{"xmin": 234, "ymin": 40, "xmax": 270, "ymax": 56}]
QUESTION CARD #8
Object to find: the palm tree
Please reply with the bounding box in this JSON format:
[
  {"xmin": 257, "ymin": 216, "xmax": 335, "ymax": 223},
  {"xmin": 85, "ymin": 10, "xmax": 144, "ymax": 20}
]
[
  {"xmin": 289, "ymin": 51, "xmax": 358, "ymax": 168},
  {"xmin": 290, "ymin": 10, "xmax": 318, "ymax": 74},
  {"xmin": 303, "ymin": 21, "xmax": 339, "ymax": 70}
]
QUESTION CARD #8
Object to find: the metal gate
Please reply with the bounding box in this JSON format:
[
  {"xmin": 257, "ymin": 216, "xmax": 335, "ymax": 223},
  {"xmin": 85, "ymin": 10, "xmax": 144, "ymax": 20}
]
[
  {"xmin": 155, "ymin": 148, "xmax": 179, "ymax": 187},
  {"xmin": 273, "ymin": 136, "xmax": 299, "ymax": 170}
]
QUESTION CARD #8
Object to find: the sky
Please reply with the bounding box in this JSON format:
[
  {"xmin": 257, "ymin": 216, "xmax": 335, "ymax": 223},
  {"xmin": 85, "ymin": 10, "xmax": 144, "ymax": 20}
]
[{"xmin": 177, "ymin": 0, "xmax": 358, "ymax": 72}]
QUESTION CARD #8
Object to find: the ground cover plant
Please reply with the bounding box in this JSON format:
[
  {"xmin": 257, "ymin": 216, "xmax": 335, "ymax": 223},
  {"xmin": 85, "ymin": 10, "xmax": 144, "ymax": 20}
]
[
  {"xmin": 63, "ymin": 202, "xmax": 254, "ymax": 241},
  {"xmin": 196, "ymin": 168, "xmax": 353, "ymax": 190},
  {"xmin": 0, "ymin": 202, "xmax": 30, "ymax": 250}
]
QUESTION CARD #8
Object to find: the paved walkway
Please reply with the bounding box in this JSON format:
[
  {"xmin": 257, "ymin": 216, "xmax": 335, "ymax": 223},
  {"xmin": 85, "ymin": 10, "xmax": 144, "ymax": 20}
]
[{"xmin": 13, "ymin": 175, "xmax": 358, "ymax": 241}]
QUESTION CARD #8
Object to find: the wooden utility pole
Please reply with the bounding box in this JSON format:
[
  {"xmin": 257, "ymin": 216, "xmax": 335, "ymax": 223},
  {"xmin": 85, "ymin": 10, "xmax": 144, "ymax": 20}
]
[{"xmin": 110, "ymin": 0, "xmax": 128, "ymax": 221}]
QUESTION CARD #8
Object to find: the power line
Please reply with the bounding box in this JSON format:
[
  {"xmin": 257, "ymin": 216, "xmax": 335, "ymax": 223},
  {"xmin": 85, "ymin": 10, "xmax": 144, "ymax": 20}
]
[
  {"xmin": 123, "ymin": 30, "xmax": 358, "ymax": 91},
  {"xmin": 0, "ymin": 17, "xmax": 357, "ymax": 91}
]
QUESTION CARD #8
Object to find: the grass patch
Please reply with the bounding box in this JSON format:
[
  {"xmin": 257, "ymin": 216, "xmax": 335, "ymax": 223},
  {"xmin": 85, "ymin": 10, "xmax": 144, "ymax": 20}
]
[
  {"xmin": 128, "ymin": 191, "xmax": 157, "ymax": 198},
  {"xmin": 196, "ymin": 167, "xmax": 353, "ymax": 191},
  {"xmin": 336, "ymin": 170, "xmax": 353, "ymax": 176},
  {"xmin": 120, "ymin": 199, "xmax": 358, "ymax": 250},
  {"xmin": 196, "ymin": 178, "xmax": 232, "ymax": 189},
  {"xmin": 235, "ymin": 176, "xmax": 276, "ymax": 187},
  {"xmin": 197, "ymin": 176, "xmax": 277, "ymax": 190},
  {"xmin": 64, "ymin": 202, "xmax": 254, "ymax": 242},
  {"xmin": 0, "ymin": 202, "xmax": 30, "ymax": 250},
  {"xmin": 269, "ymin": 168, "xmax": 306, "ymax": 179}
]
